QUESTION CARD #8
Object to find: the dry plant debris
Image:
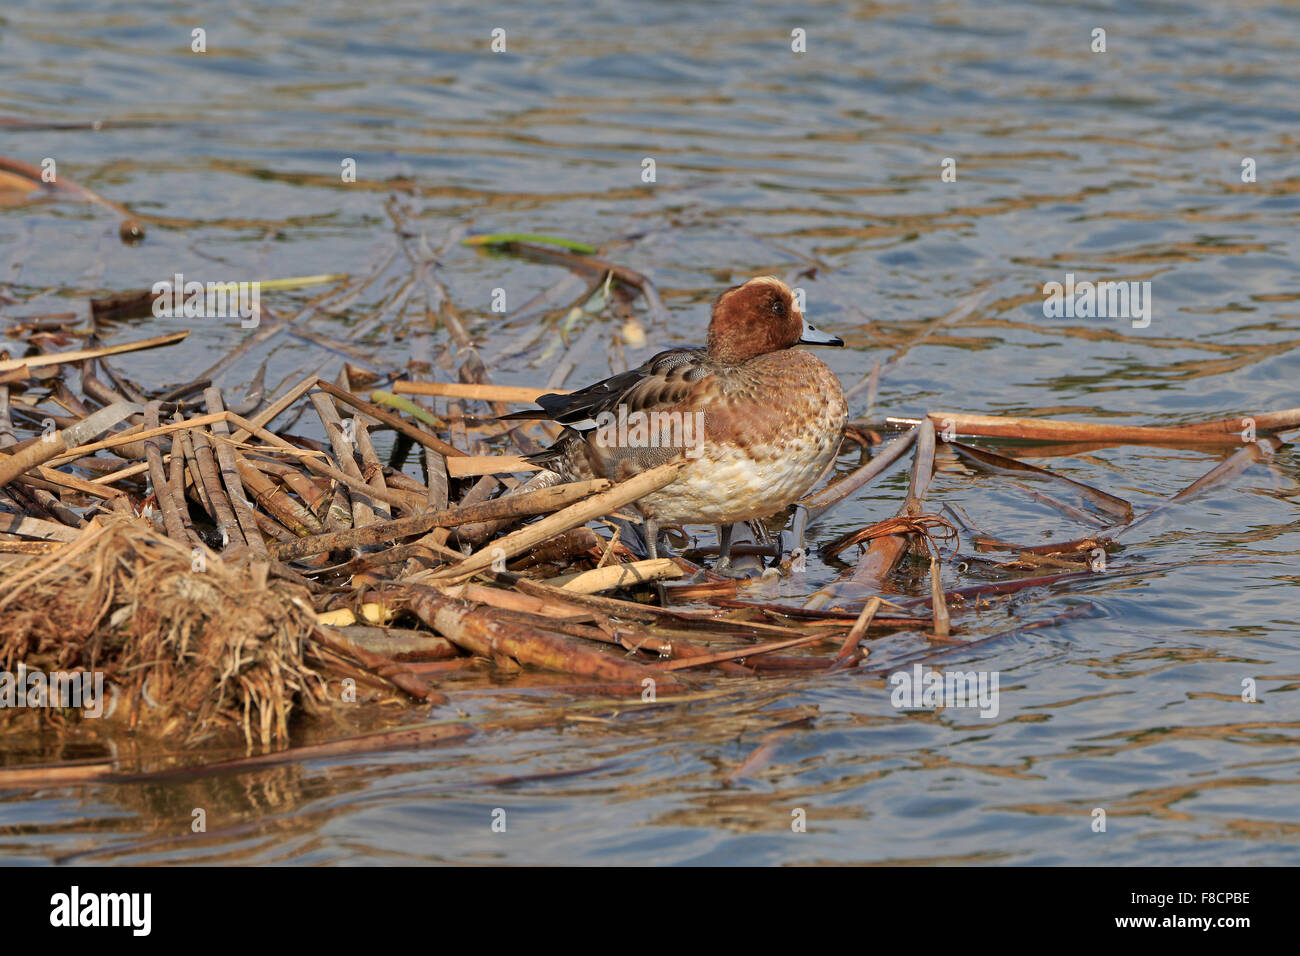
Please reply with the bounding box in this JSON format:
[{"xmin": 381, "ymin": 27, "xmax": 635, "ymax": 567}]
[{"xmin": 1, "ymin": 225, "xmax": 1295, "ymax": 773}]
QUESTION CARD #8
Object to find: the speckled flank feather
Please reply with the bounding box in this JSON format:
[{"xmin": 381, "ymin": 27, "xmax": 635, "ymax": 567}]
[{"xmin": 613, "ymin": 350, "xmax": 844, "ymax": 524}]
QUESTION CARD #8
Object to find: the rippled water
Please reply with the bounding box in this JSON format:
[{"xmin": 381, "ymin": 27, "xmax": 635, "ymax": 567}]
[{"xmin": 1, "ymin": 0, "xmax": 1298, "ymax": 865}]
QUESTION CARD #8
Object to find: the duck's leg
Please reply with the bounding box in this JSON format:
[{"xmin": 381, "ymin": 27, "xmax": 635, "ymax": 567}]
[
  {"xmin": 715, "ymin": 523, "xmax": 734, "ymax": 568},
  {"xmin": 643, "ymin": 517, "xmax": 660, "ymax": 561},
  {"xmin": 711, "ymin": 522, "xmax": 747, "ymax": 578}
]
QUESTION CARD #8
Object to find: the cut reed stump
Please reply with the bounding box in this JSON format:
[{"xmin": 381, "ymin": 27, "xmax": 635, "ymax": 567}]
[{"xmin": 405, "ymin": 586, "xmax": 685, "ymax": 692}]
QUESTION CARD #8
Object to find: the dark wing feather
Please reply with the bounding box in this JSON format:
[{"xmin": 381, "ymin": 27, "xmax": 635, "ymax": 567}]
[
  {"xmin": 502, "ymin": 347, "xmax": 708, "ymax": 430},
  {"xmin": 511, "ymin": 347, "xmax": 713, "ymax": 470}
]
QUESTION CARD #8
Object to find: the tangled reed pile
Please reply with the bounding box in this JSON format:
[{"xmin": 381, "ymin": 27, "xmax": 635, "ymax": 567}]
[
  {"xmin": 1, "ymin": 518, "xmax": 325, "ymax": 747},
  {"xmin": 2, "ymin": 232, "xmax": 1296, "ymax": 766}
]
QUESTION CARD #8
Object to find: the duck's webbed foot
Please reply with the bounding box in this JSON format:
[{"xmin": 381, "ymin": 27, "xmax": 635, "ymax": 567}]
[
  {"xmin": 709, "ymin": 556, "xmax": 753, "ymax": 579},
  {"xmin": 709, "ymin": 523, "xmax": 757, "ymax": 578}
]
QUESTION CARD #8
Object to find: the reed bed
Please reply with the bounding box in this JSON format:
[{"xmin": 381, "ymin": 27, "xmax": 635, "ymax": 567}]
[{"xmin": 1, "ymin": 219, "xmax": 1295, "ymax": 782}]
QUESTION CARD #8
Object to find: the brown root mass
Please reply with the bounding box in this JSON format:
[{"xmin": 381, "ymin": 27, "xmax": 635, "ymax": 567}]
[{"xmin": 0, "ymin": 517, "xmax": 327, "ymax": 748}]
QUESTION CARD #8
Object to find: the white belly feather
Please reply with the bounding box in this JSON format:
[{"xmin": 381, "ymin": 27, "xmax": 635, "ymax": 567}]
[{"xmin": 635, "ymin": 426, "xmax": 839, "ymax": 525}]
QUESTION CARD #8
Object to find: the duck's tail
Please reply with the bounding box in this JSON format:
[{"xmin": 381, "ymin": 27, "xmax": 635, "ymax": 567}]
[{"xmin": 521, "ymin": 441, "xmax": 570, "ymax": 469}]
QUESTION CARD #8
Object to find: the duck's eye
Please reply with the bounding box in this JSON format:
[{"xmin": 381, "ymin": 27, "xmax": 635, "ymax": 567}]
[{"xmin": 770, "ymin": 298, "xmax": 786, "ymax": 318}]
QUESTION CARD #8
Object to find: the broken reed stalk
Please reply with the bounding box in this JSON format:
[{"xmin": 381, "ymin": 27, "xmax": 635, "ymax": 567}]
[
  {"xmin": 549, "ymin": 557, "xmax": 682, "ymax": 593},
  {"xmin": 312, "ymin": 378, "xmax": 467, "ymax": 460},
  {"xmin": 392, "ymin": 380, "xmax": 568, "ymax": 403},
  {"xmin": 310, "ymin": 391, "xmax": 379, "ymax": 530},
  {"xmin": 504, "ymin": 573, "xmax": 819, "ymax": 640},
  {"xmin": 0, "ymin": 331, "xmax": 189, "ymax": 374},
  {"xmin": 228, "ymin": 373, "xmax": 319, "ymax": 443},
  {"xmin": 224, "ymin": 410, "xmax": 417, "ymax": 512},
  {"xmin": 253, "ymin": 456, "xmax": 331, "ymax": 517},
  {"xmin": 204, "ymin": 388, "xmax": 268, "ymax": 557},
  {"xmin": 1171, "ymin": 408, "xmax": 1300, "ymax": 436},
  {"xmin": 272, "ymin": 478, "xmax": 607, "ymax": 561},
  {"xmin": 829, "ymin": 597, "xmax": 881, "ymax": 671},
  {"xmin": 798, "ymin": 427, "xmax": 919, "ymax": 524},
  {"xmin": 454, "ymin": 469, "xmax": 563, "ymax": 547},
  {"xmin": 324, "ymin": 541, "xmax": 443, "ymax": 576},
  {"xmin": 919, "ymin": 409, "xmax": 1300, "ymax": 444},
  {"xmin": 254, "ymin": 509, "xmax": 298, "ymax": 544},
  {"xmin": 851, "ymin": 418, "xmax": 937, "ymax": 587},
  {"xmin": 929, "ymin": 555, "xmax": 951, "ymax": 637},
  {"xmin": 943, "ymin": 440, "xmax": 1133, "ymax": 522},
  {"xmin": 0, "ymin": 385, "xmax": 15, "ymax": 450},
  {"xmin": 440, "ymin": 581, "xmax": 598, "ymax": 621},
  {"xmin": 43, "ymin": 411, "xmax": 226, "ymax": 467},
  {"xmin": 820, "ymin": 513, "xmax": 958, "ymax": 562},
  {"xmin": 309, "ymin": 623, "xmax": 446, "ymax": 704},
  {"xmin": 1012, "ymin": 483, "xmax": 1108, "ymax": 528},
  {"xmin": 175, "ymin": 423, "xmax": 213, "ymax": 516},
  {"xmin": 189, "ymin": 429, "xmax": 244, "ymax": 548},
  {"xmin": 1116, "ymin": 435, "xmax": 1284, "ymax": 539},
  {"xmin": 661, "ymin": 627, "xmax": 848, "ymax": 671},
  {"xmin": 406, "ymin": 586, "xmax": 683, "ymax": 689},
  {"xmin": 334, "ymin": 625, "xmax": 459, "ymax": 661},
  {"xmin": 21, "ymin": 464, "xmax": 122, "ymax": 501},
  {"xmin": 352, "ymin": 419, "xmax": 392, "ymax": 519},
  {"xmin": 447, "ymin": 454, "xmax": 540, "ymax": 477},
  {"xmin": 236, "ymin": 456, "xmax": 326, "ymax": 537},
  {"xmin": 10, "ymin": 482, "xmax": 84, "ymax": 530},
  {"xmin": 0, "ymin": 511, "xmax": 79, "ymax": 542},
  {"xmin": 424, "ymin": 444, "xmax": 449, "ymax": 509},
  {"xmin": 972, "ymin": 534, "xmax": 1105, "ymax": 555},
  {"xmin": 166, "ymin": 424, "xmax": 199, "ymax": 543},
  {"xmin": 143, "ymin": 402, "xmax": 187, "ymax": 543},
  {"xmin": 423, "ymin": 460, "xmax": 688, "ymax": 581},
  {"xmin": 0, "ymin": 402, "xmax": 138, "ymax": 488}
]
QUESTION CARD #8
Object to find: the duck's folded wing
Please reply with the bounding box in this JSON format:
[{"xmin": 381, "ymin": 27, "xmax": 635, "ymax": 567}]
[{"xmin": 499, "ymin": 346, "xmax": 709, "ymax": 432}]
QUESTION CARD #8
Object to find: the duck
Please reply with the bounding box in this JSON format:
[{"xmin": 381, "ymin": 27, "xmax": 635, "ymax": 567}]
[{"xmin": 508, "ymin": 275, "xmax": 848, "ymax": 575}]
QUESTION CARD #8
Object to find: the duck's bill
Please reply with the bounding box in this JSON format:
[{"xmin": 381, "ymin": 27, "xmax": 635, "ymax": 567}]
[{"xmin": 798, "ymin": 321, "xmax": 845, "ymax": 347}]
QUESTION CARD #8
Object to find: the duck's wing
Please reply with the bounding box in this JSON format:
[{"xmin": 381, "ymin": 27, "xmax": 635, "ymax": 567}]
[{"xmin": 502, "ymin": 346, "xmax": 710, "ymax": 432}]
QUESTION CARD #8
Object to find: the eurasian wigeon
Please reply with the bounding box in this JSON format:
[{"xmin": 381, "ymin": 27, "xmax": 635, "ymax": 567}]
[{"xmin": 514, "ymin": 276, "xmax": 847, "ymax": 574}]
